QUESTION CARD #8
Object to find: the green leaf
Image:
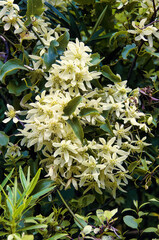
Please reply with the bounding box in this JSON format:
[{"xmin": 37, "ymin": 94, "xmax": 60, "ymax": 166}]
[
  {"xmin": 100, "ymin": 119, "xmax": 114, "ymax": 137},
  {"xmin": 0, "ymin": 169, "xmax": 14, "ymax": 189},
  {"xmin": 26, "ymin": 0, "xmax": 45, "ymax": 25},
  {"xmin": 143, "ymin": 227, "xmax": 158, "ymax": 233},
  {"xmin": 44, "ymin": 40, "xmax": 59, "ymax": 69},
  {"xmin": 122, "ymin": 43, "xmax": 136, "ymax": 60},
  {"xmin": 31, "ymin": 186, "xmax": 55, "ymax": 201},
  {"xmin": 101, "ymin": 65, "xmax": 121, "ymax": 83},
  {"xmin": 90, "ymin": 5, "xmax": 108, "ymax": 39},
  {"xmin": 0, "ymin": 131, "xmax": 9, "ymax": 146},
  {"xmin": 74, "ymin": 0, "xmax": 94, "ymax": 5},
  {"xmin": 64, "ymin": 96, "xmax": 82, "ymax": 116},
  {"xmin": 19, "ymin": 166, "xmax": 27, "ymax": 191},
  {"xmin": 47, "ymin": 233, "xmax": 68, "ymax": 240},
  {"xmin": 0, "ymin": 59, "xmax": 28, "ymax": 84},
  {"xmin": 7, "ymin": 79, "xmax": 28, "ymax": 96},
  {"xmin": 79, "ymin": 108, "xmax": 99, "ymax": 117},
  {"xmin": 67, "ymin": 117, "xmax": 84, "ymax": 143},
  {"xmin": 145, "ymin": 48, "xmax": 159, "ymax": 58},
  {"xmin": 25, "ymin": 168, "xmax": 42, "ymax": 196},
  {"xmin": 90, "ymin": 53, "xmax": 103, "ymax": 65},
  {"xmin": 19, "ymin": 224, "xmax": 47, "ymax": 232},
  {"xmin": 57, "ymin": 31, "xmax": 70, "ymax": 55},
  {"xmin": 123, "ymin": 215, "xmax": 138, "ymax": 229},
  {"xmin": 109, "ymin": 30, "xmax": 128, "ymax": 45},
  {"xmin": 128, "ymin": 161, "xmax": 138, "ymax": 172},
  {"xmin": 22, "ymin": 235, "xmax": 34, "ymax": 240}
]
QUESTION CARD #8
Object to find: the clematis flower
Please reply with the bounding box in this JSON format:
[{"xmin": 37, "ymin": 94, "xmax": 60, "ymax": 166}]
[
  {"xmin": 3, "ymin": 104, "xmax": 20, "ymax": 123},
  {"xmin": 128, "ymin": 18, "xmax": 159, "ymax": 47},
  {"xmin": 0, "ymin": 0, "xmax": 19, "ymax": 19}
]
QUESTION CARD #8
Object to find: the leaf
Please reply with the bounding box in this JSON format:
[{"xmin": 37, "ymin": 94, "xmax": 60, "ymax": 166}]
[
  {"xmin": 19, "ymin": 166, "xmax": 27, "ymax": 191},
  {"xmin": 20, "ymin": 93, "xmax": 32, "ymax": 109},
  {"xmin": 0, "ymin": 169, "xmax": 14, "ymax": 190},
  {"xmin": 25, "ymin": 168, "xmax": 42, "ymax": 196},
  {"xmin": 109, "ymin": 30, "xmax": 128, "ymax": 45},
  {"xmin": 0, "ymin": 59, "xmax": 28, "ymax": 84},
  {"xmin": 128, "ymin": 161, "xmax": 138, "ymax": 172},
  {"xmin": 79, "ymin": 108, "xmax": 99, "ymax": 117},
  {"xmin": 22, "ymin": 235, "xmax": 34, "ymax": 240},
  {"xmin": 26, "ymin": 0, "xmax": 45, "ymax": 25},
  {"xmin": 82, "ymin": 225, "xmax": 92, "ymax": 235},
  {"xmin": 57, "ymin": 31, "xmax": 70, "ymax": 55},
  {"xmin": 90, "ymin": 53, "xmax": 103, "ymax": 65},
  {"xmin": 74, "ymin": 0, "xmax": 94, "ymax": 5},
  {"xmin": 90, "ymin": 5, "xmax": 108, "ymax": 39},
  {"xmin": 44, "ymin": 40, "xmax": 59, "ymax": 69},
  {"xmin": 67, "ymin": 117, "xmax": 84, "ymax": 143},
  {"xmin": 123, "ymin": 215, "xmax": 138, "ymax": 229},
  {"xmin": 100, "ymin": 119, "xmax": 114, "ymax": 137},
  {"xmin": 101, "ymin": 65, "xmax": 121, "ymax": 83},
  {"xmin": 122, "ymin": 43, "xmax": 136, "ymax": 60},
  {"xmin": 7, "ymin": 79, "xmax": 28, "ymax": 96},
  {"xmin": 64, "ymin": 96, "xmax": 82, "ymax": 116},
  {"xmin": 0, "ymin": 131, "xmax": 9, "ymax": 146},
  {"xmin": 145, "ymin": 48, "xmax": 159, "ymax": 58},
  {"xmin": 19, "ymin": 224, "xmax": 47, "ymax": 232},
  {"xmin": 44, "ymin": 2, "xmax": 70, "ymax": 24},
  {"xmin": 47, "ymin": 233, "xmax": 68, "ymax": 240},
  {"xmin": 143, "ymin": 227, "xmax": 158, "ymax": 233}
]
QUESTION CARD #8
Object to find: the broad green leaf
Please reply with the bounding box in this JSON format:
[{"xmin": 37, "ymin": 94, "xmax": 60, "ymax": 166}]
[
  {"xmin": 90, "ymin": 53, "xmax": 103, "ymax": 65},
  {"xmin": 100, "ymin": 119, "xmax": 114, "ymax": 136},
  {"xmin": 0, "ymin": 59, "xmax": 28, "ymax": 84},
  {"xmin": 143, "ymin": 227, "xmax": 158, "ymax": 233},
  {"xmin": 145, "ymin": 48, "xmax": 159, "ymax": 58},
  {"xmin": 109, "ymin": 30, "xmax": 128, "ymax": 45},
  {"xmin": 0, "ymin": 131, "xmax": 9, "ymax": 146},
  {"xmin": 57, "ymin": 31, "xmax": 70, "ymax": 55},
  {"xmin": 123, "ymin": 215, "xmax": 138, "ymax": 229},
  {"xmin": 64, "ymin": 96, "xmax": 82, "ymax": 116},
  {"xmin": 128, "ymin": 161, "xmax": 138, "ymax": 172},
  {"xmin": 44, "ymin": 40, "xmax": 59, "ymax": 69},
  {"xmin": 67, "ymin": 117, "xmax": 84, "ymax": 143},
  {"xmin": 7, "ymin": 79, "xmax": 28, "ymax": 96},
  {"xmin": 90, "ymin": 5, "xmax": 108, "ymax": 39},
  {"xmin": 26, "ymin": 0, "xmax": 45, "ymax": 25},
  {"xmin": 96, "ymin": 209, "xmax": 105, "ymax": 223},
  {"xmin": 47, "ymin": 233, "xmax": 68, "ymax": 240},
  {"xmin": 122, "ymin": 43, "xmax": 136, "ymax": 60},
  {"xmin": 101, "ymin": 65, "xmax": 121, "ymax": 83},
  {"xmin": 79, "ymin": 108, "xmax": 99, "ymax": 117}
]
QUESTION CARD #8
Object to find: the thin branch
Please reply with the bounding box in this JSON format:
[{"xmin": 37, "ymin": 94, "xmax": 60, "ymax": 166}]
[{"xmin": 0, "ymin": 35, "xmax": 10, "ymax": 62}]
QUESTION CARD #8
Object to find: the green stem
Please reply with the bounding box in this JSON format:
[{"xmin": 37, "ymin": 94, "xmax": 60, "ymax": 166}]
[{"xmin": 57, "ymin": 189, "xmax": 85, "ymax": 229}]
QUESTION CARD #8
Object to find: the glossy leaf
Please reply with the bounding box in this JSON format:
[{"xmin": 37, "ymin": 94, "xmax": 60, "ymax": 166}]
[
  {"xmin": 57, "ymin": 31, "xmax": 70, "ymax": 55},
  {"xmin": 0, "ymin": 131, "xmax": 9, "ymax": 146},
  {"xmin": 64, "ymin": 96, "xmax": 82, "ymax": 116},
  {"xmin": 123, "ymin": 215, "xmax": 138, "ymax": 229},
  {"xmin": 44, "ymin": 40, "xmax": 59, "ymax": 69},
  {"xmin": 79, "ymin": 107, "xmax": 99, "ymax": 117},
  {"xmin": 100, "ymin": 119, "xmax": 114, "ymax": 137},
  {"xmin": 26, "ymin": 0, "xmax": 45, "ymax": 25},
  {"xmin": 101, "ymin": 65, "xmax": 121, "ymax": 83},
  {"xmin": 122, "ymin": 43, "xmax": 136, "ymax": 60},
  {"xmin": 67, "ymin": 117, "xmax": 84, "ymax": 143},
  {"xmin": 0, "ymin": 59, "xmax": 28, "ymax": 84}
]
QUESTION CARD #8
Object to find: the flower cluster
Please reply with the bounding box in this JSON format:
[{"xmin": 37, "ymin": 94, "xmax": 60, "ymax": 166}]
[{"xmin": 17, "ymin": 39, "xmax": 152, "ymax": 197}]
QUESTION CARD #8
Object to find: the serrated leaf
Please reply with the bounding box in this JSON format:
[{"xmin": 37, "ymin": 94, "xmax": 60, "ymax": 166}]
[
  {"xmin": 0, "ymin": 131, "xmax": 9, "ymax": 146},
  {"xmin": 44, "ymin": 40, "xmax": 59, "ymax": 69},
  {"xmin": 79, "ymin": 108, "xmax": 99, "ymax": 117},
  {"xmin": 0, "ymin": 59, "xmax": 28, "ymax": 84},
  {"xmin": 123, "ymin": 215, "xmax": 138, "ymax": 229},
  {"xmin": 67, "ymin": 117, "xmax": 84, "ymax": 143},
  {"xmin": 26, "ymin": 0, "xmax": 45, "ymax": 25},
  {"xmin": 122, "ymin": 43, "xmax": 136, "ymax": 60},
  {"xmin": 64, "ymin": 96, "xmax": 82, "ymax": 116},
  {"xmin": 101, "ymin": 65, "xmax": 121, "ymax": 83}
]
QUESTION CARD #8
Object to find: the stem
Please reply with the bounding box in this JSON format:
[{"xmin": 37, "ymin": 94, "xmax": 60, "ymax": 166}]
[
  {"xmin": 0, "ymin": 35, "xmax": 10, "ymax": 62},
  {"xmin": 152, "ymin": 0, "xmax": 156, "ymax": 19},
  {"xmin": 32, "ymin": 27, "xmax": 45, "ymax": 46},
  {"xmin": 127, "ymin": 40, "xmax": 144, "ymax": 82},
  {"xmin": 57, "ymin": 189, "xmax": 85, "ymax": 229}
]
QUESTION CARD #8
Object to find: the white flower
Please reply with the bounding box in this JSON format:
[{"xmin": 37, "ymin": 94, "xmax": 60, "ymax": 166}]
[
  {"xmin": 0, "ymin": 0, "xmax": 19, "ymax": 19},
  {"xmin": 3, "ymin": 104, "xmax": 20, "ymax": 123},
  {"xmin": 128, "ymin": 18, "xmax": 159, "ymax": 47}
]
